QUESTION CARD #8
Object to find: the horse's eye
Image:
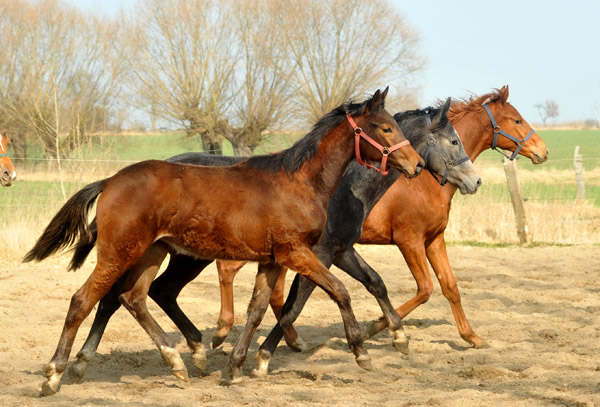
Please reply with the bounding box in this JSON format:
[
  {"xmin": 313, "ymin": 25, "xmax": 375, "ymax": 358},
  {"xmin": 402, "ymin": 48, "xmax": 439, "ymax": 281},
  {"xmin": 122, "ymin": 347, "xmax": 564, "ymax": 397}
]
[
  {"xmin": 515, "ymin": 119, "xmax": 522, "ymax": 124},
  {"xmin": 382, "ymin": 127, "xmax": 392, "ymax": 133},
  {"xmin": 451, "ymin": 139, "xmax": 459, "ymax": 146}
]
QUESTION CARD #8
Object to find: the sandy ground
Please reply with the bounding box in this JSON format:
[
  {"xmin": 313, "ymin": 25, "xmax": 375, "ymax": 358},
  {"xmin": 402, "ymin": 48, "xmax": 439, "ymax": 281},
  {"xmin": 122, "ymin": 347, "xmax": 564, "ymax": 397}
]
[{"xmin": 0, "ymin": 244, "xmax": 598, "ymax": 407}]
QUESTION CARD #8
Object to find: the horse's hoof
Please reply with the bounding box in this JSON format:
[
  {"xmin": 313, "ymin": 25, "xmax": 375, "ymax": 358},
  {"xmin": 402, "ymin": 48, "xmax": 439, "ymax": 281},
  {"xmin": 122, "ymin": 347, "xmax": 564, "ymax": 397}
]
[
  {"xmin": 41, "ymin": 380, "xmax": 59, "ymax": 397},
  {"xmin": 392, "ymin": 329, "xmax": 409, "ymax": 355},
  {"xmin": 253, "ymin": 349, "xmax": 271, "ymax": 377},
  {"xmin": 250, "ymin": 368, "xmax": 267, "ymax": 378},
  {"xmin": 286, "ymin": 336, "xmax": 308, "ymax": 352},
  {"xmin": 355, "ymin": 354, "xmax": 373, "ymax": 371},
  {"xmin": 229, "ymin": 375, "xmax": 243, "ymax": 384},
  {"xmin": 172, "ymin": 369, "xmax": 189, "ymax": 382},
  {"xmin": 191, "ymin": 343, "xmax": 207, "ymax": 371},
  {"xmin": 472, "ymin": 338, "xmax": 490, "ymax": 349},
  {"xmin": 211, "ymin": 334, "xmax": 226, "ymax": 350},
  {"xmin": 68, "ymin": 360, "xmax": 88, "ymax": 384}
]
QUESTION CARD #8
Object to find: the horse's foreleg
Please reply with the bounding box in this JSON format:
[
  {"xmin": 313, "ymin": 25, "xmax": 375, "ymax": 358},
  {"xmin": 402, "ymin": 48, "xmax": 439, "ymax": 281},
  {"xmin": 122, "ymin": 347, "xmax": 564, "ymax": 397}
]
[
  {"xmin": 334, "ymin": 248, "xmax": 408, "ymax": 354},
  {"xmin": 366, "ymin": 240, "xmax": 433, "ymax": 338},
  {"xmin": 253, "ymin": 273, "xmax": 316, "ymax": 377},
  {"xmin": 149, "ymin": 254, "xmax": 211, "ymax": 370},
  {"xmin": 116, "ymin": 244, "xmax": 189, "ymax": 381},
  {"xmin": 213, "ymin": 260, "xmax": 247, "ymax": 349},
  {"xmin": 227, "ymin": 262, "xmax": 279, "ymax": 383},
  {"xmin": 68, "ymin": 273, "xmax": 129, "ymax": 384},
  {"xmin": 426, "ymin": 234, "xmax": 487, "ymax": 348},
  {"xmin": 42, "ymin": 264, "xmax": 130, "ymax": 396},
  {"xmin": 267, "ymin": 265, "xmax": 305, "ymax": 352}
]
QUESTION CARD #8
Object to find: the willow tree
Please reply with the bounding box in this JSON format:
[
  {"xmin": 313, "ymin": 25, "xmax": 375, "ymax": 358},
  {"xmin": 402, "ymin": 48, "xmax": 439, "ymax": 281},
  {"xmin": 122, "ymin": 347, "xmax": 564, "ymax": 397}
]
[
  {"xmin": 273, "ymin": 0, "xmax": 424, "ymax": 124},
  {"xmin": 128, "ymin": 0, "xmax": 238, "ymax": 155}
]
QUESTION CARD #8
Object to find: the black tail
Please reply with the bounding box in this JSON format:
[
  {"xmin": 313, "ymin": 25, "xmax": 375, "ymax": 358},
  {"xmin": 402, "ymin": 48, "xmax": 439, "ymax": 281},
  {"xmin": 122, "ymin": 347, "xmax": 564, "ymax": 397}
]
[
  {"xmin": 23, "ymin": 180, "xmax": 105, "ymax": 268},
  {"xmin": 68, "ymin": 217, "xmax": 98, "ymax": 271}
]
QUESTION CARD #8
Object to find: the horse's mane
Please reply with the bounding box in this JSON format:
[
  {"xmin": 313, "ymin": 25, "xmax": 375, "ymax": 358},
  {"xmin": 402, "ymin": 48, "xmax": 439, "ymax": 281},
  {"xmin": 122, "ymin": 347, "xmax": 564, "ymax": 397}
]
[
  {"xmin": 245, "ymin": 98, "xmax": 376, "ymax": 174},
  {"xmin": 436, "ymin": 87, "xmax": 509, "ymax": 125},
  {"xmin": 393, "ymin": 105, "xmax": 448, "ymax": 134}
]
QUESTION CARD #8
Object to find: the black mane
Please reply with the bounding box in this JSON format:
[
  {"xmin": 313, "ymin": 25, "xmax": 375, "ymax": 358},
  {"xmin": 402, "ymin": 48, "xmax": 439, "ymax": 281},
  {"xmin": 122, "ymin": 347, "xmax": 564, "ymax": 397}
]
[
  {"xmin": 245, "ymin": 99, "xmax": 374, "ymax": 174},
  {"xmin": 394, "ymin": 105, "xmax": 448, "ymax": 135}
]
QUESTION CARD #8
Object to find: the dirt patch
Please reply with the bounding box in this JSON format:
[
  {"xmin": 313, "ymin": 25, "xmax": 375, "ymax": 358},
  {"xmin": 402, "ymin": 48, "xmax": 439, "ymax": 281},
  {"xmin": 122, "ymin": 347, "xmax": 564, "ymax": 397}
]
[{"xmin": 0, "ymin": 245, "xmax": 598, "ymax": 406}]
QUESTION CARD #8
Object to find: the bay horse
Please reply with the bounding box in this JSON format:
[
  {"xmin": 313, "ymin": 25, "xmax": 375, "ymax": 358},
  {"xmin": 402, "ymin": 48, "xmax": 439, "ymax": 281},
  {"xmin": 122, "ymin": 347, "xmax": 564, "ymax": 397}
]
[
  {"xmin": 60, "ymin": 97, "xmax": 481, "ymax": 385},
  {"xmin": 0, "ymin": 133, "xmax": 17, "ymax": 186},
  {"xmin": 111, "ymin": 85, "xmax": 545, "ymax": 378},
  {"xmin": 24, "ymin": 89, "xmax": 424, "ymax": 395}
]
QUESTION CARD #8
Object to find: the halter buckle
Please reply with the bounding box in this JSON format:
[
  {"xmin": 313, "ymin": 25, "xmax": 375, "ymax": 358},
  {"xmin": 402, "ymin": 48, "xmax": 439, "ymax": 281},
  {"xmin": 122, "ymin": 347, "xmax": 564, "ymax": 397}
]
[
  {"xmin": 446, "ymin": 161, "xmax": 455, "ymax": 169},
  {"xmin": 381, "ymin": 147, "xmax": 390, "ymax": 156},
  {"xmin": 427, "ymin": 138, "xmax": 436, "ymax": 145}
]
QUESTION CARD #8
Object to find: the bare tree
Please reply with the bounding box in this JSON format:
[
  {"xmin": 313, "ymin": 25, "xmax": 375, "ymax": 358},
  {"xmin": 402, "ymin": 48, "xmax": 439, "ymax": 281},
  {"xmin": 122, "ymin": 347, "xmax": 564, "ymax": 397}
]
[
  {"xmin": 272, "ymin": 0, "xmax": 424, "ymax": 124},
  {"xmin": 127, "ymin": 0, "xmax": 238, "ymax": 155},
  {"xmin": 0, "ymin": 0, "xmax": 126, "ymax": 161},
  {"xmin": 535, "ymin": 99, "xmax": 560, "ymax": 126},
  {"xmin": 225, "ymin": 0, "xmax": 295, "ymax": 155}
]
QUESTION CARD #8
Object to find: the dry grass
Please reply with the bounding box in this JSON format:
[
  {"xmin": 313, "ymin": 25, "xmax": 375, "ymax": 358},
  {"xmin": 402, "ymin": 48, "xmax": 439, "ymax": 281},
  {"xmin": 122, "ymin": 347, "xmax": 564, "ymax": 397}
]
[{"xmin": 2, "ymin": 163, "xmax": 599, "ymax": 266}]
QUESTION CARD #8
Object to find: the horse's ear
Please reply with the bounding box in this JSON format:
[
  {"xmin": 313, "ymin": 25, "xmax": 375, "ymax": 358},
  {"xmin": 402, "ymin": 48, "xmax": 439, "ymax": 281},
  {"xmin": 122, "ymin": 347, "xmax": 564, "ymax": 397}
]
[
  {"xmin": 365, "ymin": 89, "xmax": 383, "ymax": 115},
  {"xmin": 440, "ymin": 97, "xmax": 451, "ymax": 116},
  {"xmin": 431, "ymin": 97, "xmax": 451, "ymax": 126},
  {"xmin": 499, "ymin": 85, "xmax": 509, "ymax": 104},
  {"xmin": 380, "ymin": 86, "xmax": 389, "ymax": 107}
]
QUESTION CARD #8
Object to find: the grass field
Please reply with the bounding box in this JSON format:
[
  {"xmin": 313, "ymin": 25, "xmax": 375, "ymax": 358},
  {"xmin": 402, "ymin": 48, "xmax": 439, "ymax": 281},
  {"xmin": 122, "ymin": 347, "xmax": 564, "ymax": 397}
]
[{"xmin": 1, "ymin": 128, "xmax": 599, "ymax": 257}]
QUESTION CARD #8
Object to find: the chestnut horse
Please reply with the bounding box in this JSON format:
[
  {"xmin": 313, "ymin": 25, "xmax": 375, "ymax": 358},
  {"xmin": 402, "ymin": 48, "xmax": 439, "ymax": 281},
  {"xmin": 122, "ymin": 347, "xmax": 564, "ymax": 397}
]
[
  {"xmin": 0, "ymin": 133, "xmax": 17, "ymax": 186},
  {"xmin": 24, "ymin": 89, "xmax": 424, "ymax": 395},
  {"xmin": 61, "ymin": 98, "xmax": 481, "ymax": 384}
]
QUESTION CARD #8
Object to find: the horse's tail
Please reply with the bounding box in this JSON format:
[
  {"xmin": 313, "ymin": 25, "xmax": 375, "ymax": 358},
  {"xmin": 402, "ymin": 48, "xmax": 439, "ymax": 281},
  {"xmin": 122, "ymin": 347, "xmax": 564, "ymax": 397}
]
[
  {"xmin": 23, "ymin": 180, "xmax": 105, "ymax": 268},
  {"xmin": 68, "ymin": 216, "xmax": 98, "ymax": 271}
]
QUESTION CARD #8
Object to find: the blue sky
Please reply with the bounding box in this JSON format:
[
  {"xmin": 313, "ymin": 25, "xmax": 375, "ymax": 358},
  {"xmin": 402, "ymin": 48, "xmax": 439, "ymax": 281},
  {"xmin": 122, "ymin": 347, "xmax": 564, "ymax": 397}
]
[{"xmin": 68, "ymin": 0, "xmax": 599, "ymax": 124}]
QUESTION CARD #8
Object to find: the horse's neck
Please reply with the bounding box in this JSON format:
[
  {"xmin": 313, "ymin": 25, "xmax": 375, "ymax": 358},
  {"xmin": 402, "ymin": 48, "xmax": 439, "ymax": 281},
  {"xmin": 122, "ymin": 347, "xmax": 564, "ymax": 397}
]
[
  {"xmin": 454, "ymin": 109, "xmax": 492, "ymax": 162},
  {"xmin": 439, "ymin": 109, "xmax": 494, "ymax": 204},
  {"xmin": 300, "ymin": 125, "xmax": 356, "ymax": 201}
]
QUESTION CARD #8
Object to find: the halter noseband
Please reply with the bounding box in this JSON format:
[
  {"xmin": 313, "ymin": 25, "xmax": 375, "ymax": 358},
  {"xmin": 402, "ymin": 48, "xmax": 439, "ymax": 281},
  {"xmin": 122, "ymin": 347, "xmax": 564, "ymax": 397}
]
[
  {"xmin": 422, "ymin": 113, "xmax": 470, "ymax": 186},
  {"xmin": 346, "ymin": 113, "xmax": 411, "ymax": 175},
  {"xmin": 483, "ymin": 104, "xmax": 534, "ymax": 160}
]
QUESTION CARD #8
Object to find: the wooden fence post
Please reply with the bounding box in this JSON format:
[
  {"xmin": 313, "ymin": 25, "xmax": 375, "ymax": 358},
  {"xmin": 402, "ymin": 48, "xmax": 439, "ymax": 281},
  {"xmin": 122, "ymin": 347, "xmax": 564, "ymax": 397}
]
[
  {"xmin": 574, "ymin": 146, "xmax": 585, "ymax": 202},
  {"xmin": 503, "ymin": 157, "xmax": 532, "ymax": 244}
]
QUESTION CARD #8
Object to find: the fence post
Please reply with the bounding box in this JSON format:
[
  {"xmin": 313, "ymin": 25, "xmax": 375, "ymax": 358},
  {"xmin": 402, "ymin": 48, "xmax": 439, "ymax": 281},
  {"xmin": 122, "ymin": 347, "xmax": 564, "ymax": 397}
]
[
  {"xmin": 503, "ymin": 157, "xmax": 532, "ymax": 244},
  {"xmin": 574, "ymin": 146, "xmax": 585, "ymax": 202}
]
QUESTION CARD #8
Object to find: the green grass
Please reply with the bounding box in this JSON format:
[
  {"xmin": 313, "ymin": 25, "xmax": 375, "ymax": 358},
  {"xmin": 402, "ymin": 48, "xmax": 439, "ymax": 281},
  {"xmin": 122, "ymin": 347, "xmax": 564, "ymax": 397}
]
[{"xmin": 476, "ymin": 129, "xmax": 600, "ymax": 171}]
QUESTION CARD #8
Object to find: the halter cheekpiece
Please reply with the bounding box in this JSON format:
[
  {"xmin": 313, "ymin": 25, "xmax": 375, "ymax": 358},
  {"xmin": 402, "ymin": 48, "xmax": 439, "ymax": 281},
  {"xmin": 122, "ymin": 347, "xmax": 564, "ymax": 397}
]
[
  {"xmin": 346, "ymin": 113, "xmax": 410, "ymax": 175},
  {"xmin": 483, "ymin": 104, "xmax": 534, "ymax": 160}
]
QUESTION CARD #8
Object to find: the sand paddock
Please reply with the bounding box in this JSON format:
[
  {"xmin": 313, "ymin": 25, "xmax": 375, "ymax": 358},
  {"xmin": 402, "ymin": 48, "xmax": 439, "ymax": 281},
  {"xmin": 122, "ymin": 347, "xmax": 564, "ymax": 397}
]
[{"xmin": 0, "ymin": 244, "xmax": 598, "ymax": 406}]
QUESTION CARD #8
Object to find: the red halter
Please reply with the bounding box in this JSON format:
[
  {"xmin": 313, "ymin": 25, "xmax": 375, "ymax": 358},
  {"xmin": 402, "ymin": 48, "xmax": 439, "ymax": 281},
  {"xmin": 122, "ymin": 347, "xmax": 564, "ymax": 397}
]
[{"xmin": 346, "ymin": 113, "xmax": 411, "ymax": 175}]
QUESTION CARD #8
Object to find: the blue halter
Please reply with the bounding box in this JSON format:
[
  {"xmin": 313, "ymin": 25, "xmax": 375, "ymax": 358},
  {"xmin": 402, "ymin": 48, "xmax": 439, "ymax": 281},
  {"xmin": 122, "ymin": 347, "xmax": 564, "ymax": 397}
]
[
  {"xmin": 0, "ymin": 153, "xmax": 8, "ymax": 158},
  {"xmin": 482, "ymin": 104, "xmax": 534, "ymax": 160}
]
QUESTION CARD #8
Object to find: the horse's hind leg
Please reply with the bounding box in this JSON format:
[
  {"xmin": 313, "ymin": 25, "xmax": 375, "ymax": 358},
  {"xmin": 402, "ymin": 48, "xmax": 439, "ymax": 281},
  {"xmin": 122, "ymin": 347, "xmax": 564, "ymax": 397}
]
[
  {"xmin": 69, "ymin": 272, "xmax": 129, "ymax": 383},
  {"xmin": 267, "ymin": 265, "xmax": 305, "ymax": 352},
  {"xmin": 116, "ymin": 243, "xmax": 190, "ymax": 381},
  {"xmin": 42, "ymin": 263, "xmax": 131, "ymax": 396},
  {"xmin": 334, "ymin": 248, "xmax": 408, "ymax": 353},
  {"xmin": 254, "ymin": 273, "xmax": 317, "ymax": 377},
  {"xmin": 366, "ymin": 238, "xmax": 434, "ymax": 338},
  {"xmin": 227, "ymin": 262, "xmax": 280, "ymax": 383},
  {"xmin": 213, "ymin": 260, "xmax": 247, "ymax": 349},
  {"xmin": 426, "ymin": 235, "xmax": 487, "ymax": 348},
  {"xmin": 149, "ymin": 254, "xmax": 212, "ymax": 370}
]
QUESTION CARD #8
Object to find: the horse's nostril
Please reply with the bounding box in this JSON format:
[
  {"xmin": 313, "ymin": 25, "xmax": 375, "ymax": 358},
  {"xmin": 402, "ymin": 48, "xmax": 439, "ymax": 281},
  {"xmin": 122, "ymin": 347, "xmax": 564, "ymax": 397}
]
[{"xmin": 476, "ymin": 177, "xmax": 482, "ymax": 187}]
